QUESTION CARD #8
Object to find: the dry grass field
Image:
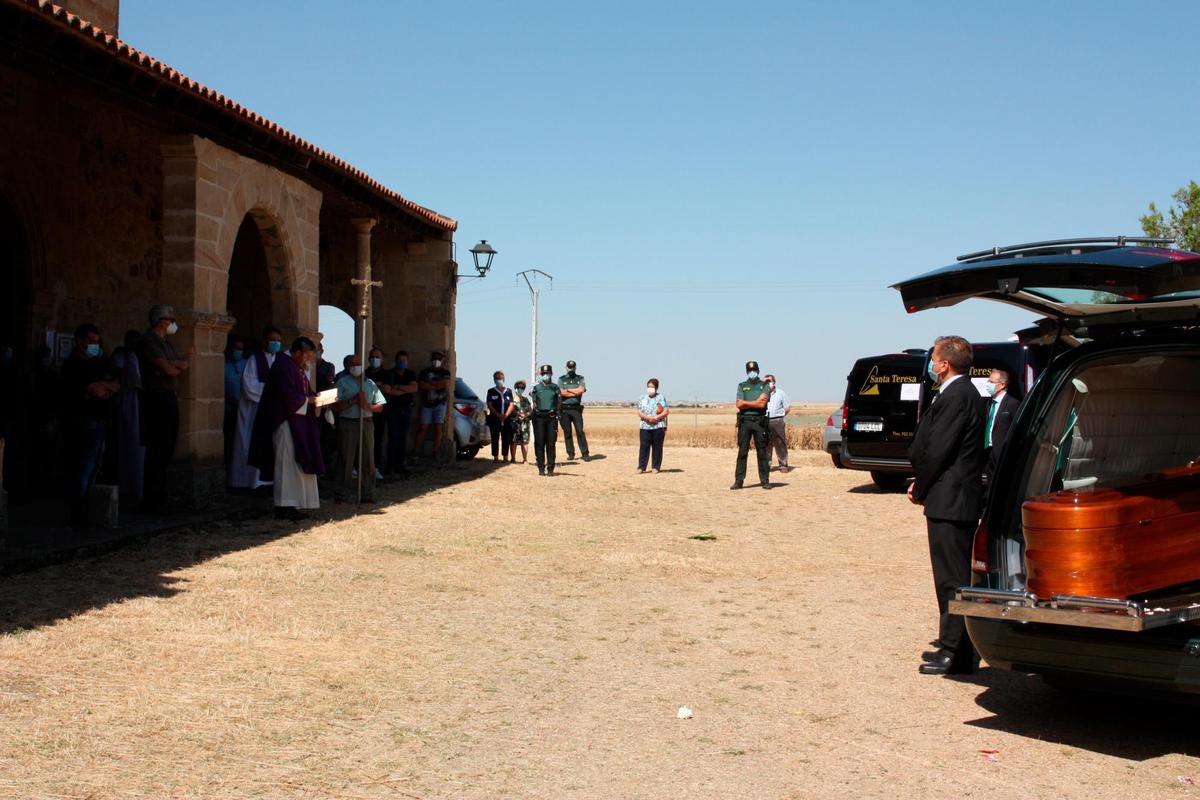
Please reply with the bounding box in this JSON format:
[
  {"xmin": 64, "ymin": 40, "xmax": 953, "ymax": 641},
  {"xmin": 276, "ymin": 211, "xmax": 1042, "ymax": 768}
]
[
  {"xmin": 582, "ymin": 404, "xmax": 835, "ymax": 451},
  {"xmin": 1, "ymin": 445, "xmax": 1196, "ymax": 799}
]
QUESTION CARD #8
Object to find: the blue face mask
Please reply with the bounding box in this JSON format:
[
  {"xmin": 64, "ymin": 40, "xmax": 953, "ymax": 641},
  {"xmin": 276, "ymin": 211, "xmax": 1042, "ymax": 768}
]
[
  {"xmin": 495, "ymin": 379, "xmax": 504, "ymax": 388},
  {"xmin": 747, "ymin": 371, "xmax": 759, "ymax": 381},
  {"xmin": 396, "ymin": 360, "xmax": 407, "ymax": 370},
  {"xmin": 985, "ymin": 382, "xmax": 1000, "ymax": 397},
  {"xmin": 233, "ymin": 350, "xmax": 244, "ymax": 362},
  {"xmin": 541, "ymin": 374, "xmax": 552, "ymax": 383},
  {"xmin": 266, "ymin": 340, "xmax": 282, "ymax": 354},
  {"xmin": 85, "ymin": 343, "xmax": 101, "ymax": 358},
  {"xmin": 926, "ymin": 360, "xmax": 940, "ymax": 382},
  {"xmin": 369, "ymin": 357, "xmax": 382, "ymax": 369}
]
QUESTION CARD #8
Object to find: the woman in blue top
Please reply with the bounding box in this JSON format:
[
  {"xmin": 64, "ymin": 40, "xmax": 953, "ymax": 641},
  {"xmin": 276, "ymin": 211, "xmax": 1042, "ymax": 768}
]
[{"xmin": 636, "ymin": 378, "xmax": 669, "ymax": 473}]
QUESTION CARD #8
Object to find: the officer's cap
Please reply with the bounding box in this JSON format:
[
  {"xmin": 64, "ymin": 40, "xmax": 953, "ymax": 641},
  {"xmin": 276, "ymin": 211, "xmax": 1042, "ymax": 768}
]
[
  {"xmin": 745, "ymin": 360, "xmax": 760, "ymax": 372},
  {"xmin": 539, "ymin": 364, "xmax": 553, "ymax": 375},
  {"xmin": 566, "ymin": 360, "xmax": 576, "ymax": 370}
]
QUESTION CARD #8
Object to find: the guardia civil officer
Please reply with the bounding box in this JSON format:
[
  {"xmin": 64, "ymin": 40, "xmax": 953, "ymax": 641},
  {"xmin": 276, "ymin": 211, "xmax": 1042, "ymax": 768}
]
[
  {"xmin": 732, "ymin": 360, "xmax": 772, "ymax": 490},
  {"xmin": 558, "ymin": 360, "xmax": 590, "ymax": 461},
  {"xmin": 530, "ymin": 364, "xmax": 562, "ymax": 476}
]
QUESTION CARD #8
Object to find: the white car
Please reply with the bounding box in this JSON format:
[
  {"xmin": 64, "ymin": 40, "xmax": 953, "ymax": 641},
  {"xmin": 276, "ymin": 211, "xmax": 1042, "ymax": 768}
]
[{"xmin": 823, "ymin": 406, "xmax": 844, "ymax": 468}]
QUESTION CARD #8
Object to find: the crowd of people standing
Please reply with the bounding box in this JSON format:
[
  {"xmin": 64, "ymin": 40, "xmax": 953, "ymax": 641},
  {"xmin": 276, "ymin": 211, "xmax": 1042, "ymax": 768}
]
[{"xmin": 1, "ymin": 315, "xmax": 802, "ymax": 529}]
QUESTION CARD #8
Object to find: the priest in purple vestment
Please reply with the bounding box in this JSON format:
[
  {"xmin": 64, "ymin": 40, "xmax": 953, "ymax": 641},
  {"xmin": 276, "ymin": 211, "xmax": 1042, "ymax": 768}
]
[{"xmin": 249, "ymin": 337, "xmax": 324, "ymax": 520}]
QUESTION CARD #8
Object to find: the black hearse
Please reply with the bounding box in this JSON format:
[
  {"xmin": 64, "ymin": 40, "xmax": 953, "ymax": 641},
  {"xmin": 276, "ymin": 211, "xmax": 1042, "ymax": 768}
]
[{"xmin": 894, "ymin": 236, "xmax": 1200, "ymax": 698}]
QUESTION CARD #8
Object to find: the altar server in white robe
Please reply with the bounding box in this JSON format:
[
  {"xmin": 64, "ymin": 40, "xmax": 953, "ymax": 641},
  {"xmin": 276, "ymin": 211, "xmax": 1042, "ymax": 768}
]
[{"xmin": 229, "ymin": 325, "xmax": 283, "ymax": 490}]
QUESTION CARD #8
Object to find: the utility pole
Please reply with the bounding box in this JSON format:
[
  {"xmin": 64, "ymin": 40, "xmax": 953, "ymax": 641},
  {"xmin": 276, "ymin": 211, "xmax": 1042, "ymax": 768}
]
[{"xmin": 517, "ymin": 269, "xmax": 553, "ymax": 383}]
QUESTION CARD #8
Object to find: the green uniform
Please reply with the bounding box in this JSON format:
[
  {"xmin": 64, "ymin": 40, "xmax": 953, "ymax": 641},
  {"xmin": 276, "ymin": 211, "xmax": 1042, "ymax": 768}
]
[
  {"xmin": 557, "ymin": 371, "xmax": 589, "ymax": 459},
  {"xmin": 735, "ymin": 378, "xmax": 771, "ymax": 486},
  {"xmin": 530, "ymin": 380, "xmax": 561, "ymax": 472}
]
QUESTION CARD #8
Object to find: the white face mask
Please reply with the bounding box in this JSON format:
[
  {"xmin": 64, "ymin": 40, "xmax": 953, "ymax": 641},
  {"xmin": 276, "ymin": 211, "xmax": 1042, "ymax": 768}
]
[
  {"xmin": 349, "ymin": 365, "xmax": 363, "ymax": 377},
  {"xmin": 166, "ymin": 321, "xmax": 179, "ymax": 336},
  {"xmin": 432, "ymin": 359, "xmax": 443, "ymax": 368},
  {"xmin": 646, "ymin": 386, "xmax": 656, "ymax": 397}
]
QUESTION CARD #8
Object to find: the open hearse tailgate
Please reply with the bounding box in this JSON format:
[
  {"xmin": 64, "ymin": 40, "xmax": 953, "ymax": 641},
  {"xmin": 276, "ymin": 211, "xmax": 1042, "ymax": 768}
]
[{"xmin": 892, "ymin": 243, "xmax": 1200, "ymax": 324}]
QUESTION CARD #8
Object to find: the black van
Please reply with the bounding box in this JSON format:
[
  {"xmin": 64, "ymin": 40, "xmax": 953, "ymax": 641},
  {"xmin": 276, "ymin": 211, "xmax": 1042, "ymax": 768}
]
[
  {"xmin": 840, "ymin": 351, "xmax": 925, "ymax": 490},
  {"xmin": 843, "ymin": 343, "xmax": 1050, "ymax": 491}
]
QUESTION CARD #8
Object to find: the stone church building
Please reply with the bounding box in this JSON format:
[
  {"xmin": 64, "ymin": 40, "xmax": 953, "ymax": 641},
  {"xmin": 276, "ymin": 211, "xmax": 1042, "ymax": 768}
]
[{"xmin": 0, "ymin": 0, "xmax": 461, "ymax": 503}]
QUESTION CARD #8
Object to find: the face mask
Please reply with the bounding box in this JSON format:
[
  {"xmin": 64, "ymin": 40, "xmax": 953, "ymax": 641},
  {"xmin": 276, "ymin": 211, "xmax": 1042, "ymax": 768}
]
[
  {"xmin": 514, "ymin": 387, "xmax": 524, "ymax": 395},
  {"xmin": 495, "ymin": 379, "xmax": 504, "ymax": 388},
  {"xmin": 986, "ymin": 382, "xmax": 1000, "ymax": 397},
  {"xmin": 349, "ymin": 365, "xmax": 363, "ymax": 377},
  {"xmin": 395, "ymin": 360, "xmax": 407, "ymax": 370},
  {"xmin": 266, "ymin": 341, "xmax": 282, "ymax": 354},
  {"xmin": 85, "ymin": 343, "xmax": 101, "ymax": 358},
  {"xmin": 233, "ymin": 350, "xmax": 244, "ymax": 362},
  {"xmin": 747, "ymin": 371, "xmax": 759, "ymax": 381},
  {"xmin": 646, "ymin": 387, "xmax": 656, "ymax": 397},
  {"xmin": 166, "ymin": 322, "xmax": 179, "ymax": 336},
  {"xmin": 432, "ymin": 359, "xmax": 443, "ymax": 368},
  {"xmin": 567, "ymin": 369, "xmax": 576, "ymax": 377},
  {"xmin": 926, "ymin": 360, "xmax": 940, "ymax": 382},
  {"xmin": 767, "ymin": 381, "xmax": 776, "ymax": 390},
  {"xmin": 369, "ymin": 357, "xmax": 382, "ymax": 369},
  {"xmin": 541, "ymin": 374, "xmax": 552, "ymax": 383}
]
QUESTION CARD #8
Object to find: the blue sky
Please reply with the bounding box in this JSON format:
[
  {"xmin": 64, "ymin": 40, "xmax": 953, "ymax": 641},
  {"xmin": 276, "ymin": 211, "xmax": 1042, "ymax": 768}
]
[{"xmin": 124, "ymin": 0, "xmax": 1200, "ymax": 401}]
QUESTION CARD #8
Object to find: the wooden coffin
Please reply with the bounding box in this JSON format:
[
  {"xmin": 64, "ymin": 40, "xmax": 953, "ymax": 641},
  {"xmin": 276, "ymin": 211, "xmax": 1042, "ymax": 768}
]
[{"xmin": 1023, "ymin": 464, "xmax": 1200, "ymax": 600}]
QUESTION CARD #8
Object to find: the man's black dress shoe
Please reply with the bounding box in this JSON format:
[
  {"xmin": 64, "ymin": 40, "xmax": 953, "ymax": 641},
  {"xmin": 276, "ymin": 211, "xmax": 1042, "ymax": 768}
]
[
  {"xmin": 919, "ymin": 651, "xmax": 975, "ymax": 675},
  {"xmin": 730, "ymin": 482, "xmax": 743, "ymax": 490},
  {"xmin": 921, "ymin": 650, "xmax": 942, "ymax": 662},
  {"xmin": 760, "ymin": 482, "xmax": 772, "ymax": 490}
]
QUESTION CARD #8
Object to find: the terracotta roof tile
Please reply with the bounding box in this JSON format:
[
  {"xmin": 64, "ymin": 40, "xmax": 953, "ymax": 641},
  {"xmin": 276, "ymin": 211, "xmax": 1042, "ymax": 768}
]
[{"xmin": 14, "ymin": 0, "xmax": 457, "ymax": 232}]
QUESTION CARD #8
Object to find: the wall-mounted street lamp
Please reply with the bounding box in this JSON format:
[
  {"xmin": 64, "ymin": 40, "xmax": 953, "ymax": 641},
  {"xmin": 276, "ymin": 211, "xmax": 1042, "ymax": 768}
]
[{"xmin": 456, "ymin": 239, "xmax": 498, "ymax": 280}]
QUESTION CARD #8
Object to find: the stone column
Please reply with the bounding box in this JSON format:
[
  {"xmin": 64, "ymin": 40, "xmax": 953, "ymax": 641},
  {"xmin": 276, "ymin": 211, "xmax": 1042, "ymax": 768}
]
[
  {"xmin": 161, "ymin": 137, "xmax": 230, "ymax": 506},
  {"xmin": 434, "ymin": 238, "xmax": 457, "ymax": 464},
  {"xmin": 350, "ymin": 218, "xmax": 377, "ymax": 356}
]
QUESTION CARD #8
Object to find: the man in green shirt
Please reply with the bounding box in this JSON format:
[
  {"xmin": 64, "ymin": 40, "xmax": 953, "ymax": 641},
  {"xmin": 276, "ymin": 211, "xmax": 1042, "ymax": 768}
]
[
  {"xmin": 557, "ymin": 359, "xmax": 590, "ymax": 461},
  {"xmin": 733, "ymin": 360, "xmax": 772, "ymax": 490},
  {"xmin": 530, "ymin": 363, "xmax": 562, "ymax": 476}
]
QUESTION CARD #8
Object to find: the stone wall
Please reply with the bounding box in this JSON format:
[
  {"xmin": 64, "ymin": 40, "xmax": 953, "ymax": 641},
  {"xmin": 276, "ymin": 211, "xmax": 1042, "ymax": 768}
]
[
  {"xmin": 0, "ymin": 60, "xmax": 164, "ymax": 353},
  {"xmin": 160, "ymin": 134, "xmax": 323, "ymax": 490}
]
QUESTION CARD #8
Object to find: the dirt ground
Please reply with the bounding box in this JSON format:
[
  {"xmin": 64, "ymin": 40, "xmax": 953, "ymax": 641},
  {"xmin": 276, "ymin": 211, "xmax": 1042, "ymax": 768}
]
[{"xmin": 1, "ymin": 444, "xmax": 1198, "ymax": 799}]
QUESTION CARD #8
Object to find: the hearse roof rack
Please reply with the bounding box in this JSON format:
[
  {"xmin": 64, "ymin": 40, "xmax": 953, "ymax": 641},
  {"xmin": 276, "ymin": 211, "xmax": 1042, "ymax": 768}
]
[{"xmin": 956, "ymin": 236, "xmax": 1177, "ymax": 263}]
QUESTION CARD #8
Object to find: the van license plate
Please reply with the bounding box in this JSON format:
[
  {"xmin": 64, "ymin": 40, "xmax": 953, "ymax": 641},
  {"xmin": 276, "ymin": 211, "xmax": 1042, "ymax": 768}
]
[{"xmin": 854, "ymin": 421, "xmax": 884, "ymax": 432}]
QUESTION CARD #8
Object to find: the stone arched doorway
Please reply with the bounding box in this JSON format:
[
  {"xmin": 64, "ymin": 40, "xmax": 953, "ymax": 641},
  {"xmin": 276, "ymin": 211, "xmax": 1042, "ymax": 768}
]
[{"xmin": 225, "ymin": 209, "xmax": 295, "ymax": 343}]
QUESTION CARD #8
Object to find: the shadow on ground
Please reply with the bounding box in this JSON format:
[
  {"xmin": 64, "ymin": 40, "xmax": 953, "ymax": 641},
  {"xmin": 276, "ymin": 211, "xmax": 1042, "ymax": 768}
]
[
  {"xmin": 846, "ymin": 482, "xmax": 906, "ymax": 495},
  {"xmin": 955, "ymin": 667, "xmax": 1200, "ymax": 759},
  {"xmin": 0, "ymin": 458, "xmax": 501, "ymax": 636}
]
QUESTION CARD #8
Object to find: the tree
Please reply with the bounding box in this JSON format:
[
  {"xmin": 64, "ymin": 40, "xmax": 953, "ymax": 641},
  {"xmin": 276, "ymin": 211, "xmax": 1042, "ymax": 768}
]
[{"xmin": 1140, "ymin": 181, "xmax": 1200, "ymax": 253}]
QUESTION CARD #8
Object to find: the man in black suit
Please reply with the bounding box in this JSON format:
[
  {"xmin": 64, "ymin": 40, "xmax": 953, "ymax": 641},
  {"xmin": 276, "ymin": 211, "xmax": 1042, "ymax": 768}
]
[
  {"xmin": 982, "ymin": 368, "xmax": 1021, "ymax": 483},
  {"xmin": 908, "ymin": 335, "xmax": 986, "ymax": 675}
]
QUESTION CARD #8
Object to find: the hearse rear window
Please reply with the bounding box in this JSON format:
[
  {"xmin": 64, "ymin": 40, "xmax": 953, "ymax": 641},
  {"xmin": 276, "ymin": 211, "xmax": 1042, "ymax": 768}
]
[{"xmin": 1020, "ymin": 351, "xmax": 1200, "ymax": 496}]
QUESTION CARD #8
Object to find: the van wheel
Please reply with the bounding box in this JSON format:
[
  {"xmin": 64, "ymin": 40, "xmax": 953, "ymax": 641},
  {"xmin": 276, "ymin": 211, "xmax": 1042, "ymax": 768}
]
[
  {"xmin": 870, "ymin": 471, "xmax": 907, "ymax": 491},
  {"xmin": 830, "ymin": 453, "xmax": 843, "ymax": 469},
  {"xmin": 457, "ymin": 446, "xmax": 480, "ymax": 461}
]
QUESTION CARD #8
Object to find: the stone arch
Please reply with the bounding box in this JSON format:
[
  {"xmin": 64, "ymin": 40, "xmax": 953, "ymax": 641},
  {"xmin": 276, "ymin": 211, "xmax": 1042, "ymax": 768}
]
[
  {"xmin": 158, "ymin": 135, "xmax": 322, "ymax": 483},
  {"xmin": 223, "ymin": 204, "xmax": 298, "ymax": 341}
]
